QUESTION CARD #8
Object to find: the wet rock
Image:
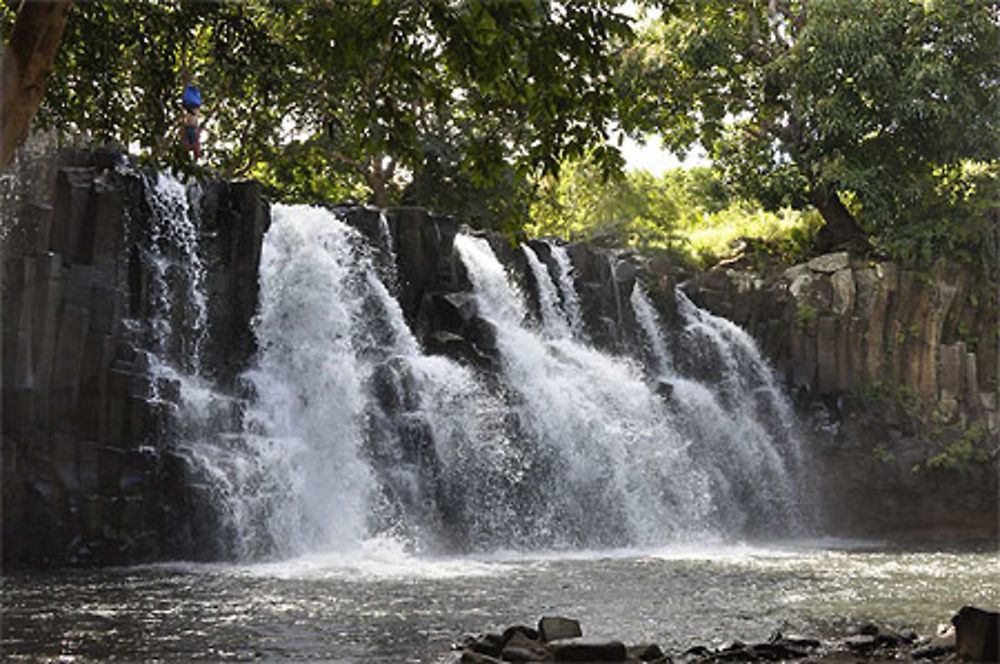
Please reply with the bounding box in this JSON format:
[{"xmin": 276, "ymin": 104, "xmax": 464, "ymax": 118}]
[
  {"xmin": 952, "ymin": 605, "xmax": 999, "ymax": 662},
  {"xmin": 466, "ymin": 633, "xmax": 506, "ymax": 658},
  {"xmin": 873, "ymin": 630, "xmax": 907, "ymax": 648},
  {"xmin": 655, "ymin": 380, "xmax": 675, "ymax": 401},
  {"xmin": 468, "ymin": 316, "xmax": 499, "ymax": 352},
  {"xmin": 503, "ymin": 625, "xmax": 541, "ymax": 643},
  {"xmin": 858, "ymin": 623, "xmax": 880, "ymax": 637},
  {"xmin": 550, "ymin": 637, "xmax": 626, "ymax": 662},
  {"xmin": 684, "ymin": 645, "xmax": 711, "ymax": 657},
  {"xmin": 844, "ymin": 635, "xmax": 878, "ymax": 653},
  {"xmin": 912, "ymin": 644, "xmax": 956, "ymax": 659},
  {"xmin": 628, "ymin": 642, "xmax": 666, "ymax": 662},
  {"xmin": 501, "ymin": 631, "xmax": 551, "ymax": 662},
  {"xmin": 769, "ymin": 632, "xmax": 821, "ymax": 650},
  {"xmin": 538, "ymin": 616, "xmax": 582, "ymax": 642},
  {"xmin": 462, "ymin": 651, "xmax": 505, "ymax": 664},
  {"xmin": 746, "ymin": 642, "xmax": 807, "ymax": 661},
  {"xmin": 437, "ymin": 292, "xmax": 479, "ymax": 327},
  {"xmin": 706, "ymin": 647, "xmax": 752, "ymax": 662}
]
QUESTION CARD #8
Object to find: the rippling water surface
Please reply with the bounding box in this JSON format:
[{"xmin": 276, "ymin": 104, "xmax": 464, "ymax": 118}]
[{"xmin": 3, "ymin": 541, "xmax": 997, "ymax": 662}]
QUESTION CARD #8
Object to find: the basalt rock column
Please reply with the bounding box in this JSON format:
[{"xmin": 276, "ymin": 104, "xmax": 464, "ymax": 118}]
[{"xmin": 1, "ymin": 151, "xmax": 268, "ymax": 567}]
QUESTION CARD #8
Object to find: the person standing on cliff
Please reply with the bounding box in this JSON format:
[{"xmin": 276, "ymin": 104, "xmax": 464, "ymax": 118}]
[{"xmin": 180, "ymin": 81, "xmax": 202, "ymax": 161}]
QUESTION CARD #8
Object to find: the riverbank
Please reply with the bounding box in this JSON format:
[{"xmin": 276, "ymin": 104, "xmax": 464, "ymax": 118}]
[{"xmin": 454, "ymin": 608, "xmax": 996, "ymax": 663}]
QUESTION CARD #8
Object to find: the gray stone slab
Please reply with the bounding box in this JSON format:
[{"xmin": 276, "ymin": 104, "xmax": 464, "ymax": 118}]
[{"xmin": 808, "ymin": 251, "xmax": 850, "ymax": 273}]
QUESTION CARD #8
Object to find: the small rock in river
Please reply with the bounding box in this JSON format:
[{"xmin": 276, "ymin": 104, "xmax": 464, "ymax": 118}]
[{"xmin": 538, "ymin": 616, "xmax": 583, "ymax": 642}]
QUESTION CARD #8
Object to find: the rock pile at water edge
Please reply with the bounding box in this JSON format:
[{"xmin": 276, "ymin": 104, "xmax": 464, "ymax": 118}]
[{"xmin": 453, "ymin": 606, "xmax": 1000, "ymax": 663}]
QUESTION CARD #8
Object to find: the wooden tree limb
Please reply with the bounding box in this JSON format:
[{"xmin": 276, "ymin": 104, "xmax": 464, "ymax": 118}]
[{"xmin": 1, "ymin": 0, "xmax": 74, "ymax": 169}]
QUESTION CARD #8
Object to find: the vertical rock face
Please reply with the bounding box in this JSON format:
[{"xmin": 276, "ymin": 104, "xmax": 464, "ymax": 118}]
[
  {"xmin": 1, "ymin": 150, "xmax": 268, "ymax": 567},
  {"xmin": 685, "ymin": 252, "xmax": 999, "ymax": 543}
]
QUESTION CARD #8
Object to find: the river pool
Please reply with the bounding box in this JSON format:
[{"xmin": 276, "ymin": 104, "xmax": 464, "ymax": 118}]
[{"xmin": 2, "ymin": 539, "xmax": 997, "ymax": 662}]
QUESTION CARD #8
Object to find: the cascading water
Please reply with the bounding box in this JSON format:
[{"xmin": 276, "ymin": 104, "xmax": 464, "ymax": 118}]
[
  {"xmin": 631, "ymin": 285, "xmax": 673, "ymax": 378},
  {"xmin": 630, "ymin": 284, "xmax": 805, "ymax": 533},
  {"xmin": 456, "ymin": 235, "xmax": 717, "ymax": 547},
  {"xmin": 549, "ymin": 243, "xmax": 586, "ymax": 337},
  {"xmin": 158, "ymin": 198, "xmax": 807, "ymax": 559},
  {"xmin": 141, "ymin": 173, "xmax": 208, "ymax": 376},
  {"xmin": 182, "ymin": 205, "xmax": 520, "ymax": 556},
  {"xmin": 136, "ymin": 174, "xmax": 270, "ymax": 557},
  {"xmin": 522, "ymin": 244, "xmax": 571, "ymax": 338}
]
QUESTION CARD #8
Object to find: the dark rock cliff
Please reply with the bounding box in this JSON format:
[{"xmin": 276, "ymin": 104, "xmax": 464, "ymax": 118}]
[
  {"xmin": 685, "ymin": 252, "xmax": 999, "ymax": 543},
  {"xmin": 338, "ymin": 207, "xmax": 650, "ymax": 367},
  {"xmin": 1, "ymin": 150, "xmax": 268, "ymax": 566}
]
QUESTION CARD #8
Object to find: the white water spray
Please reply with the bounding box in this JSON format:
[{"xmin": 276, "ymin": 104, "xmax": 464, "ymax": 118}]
[
  {"xmin": 630, "ymin": 284, "xmax": 672, "ymax": 378},
  {"xmin": 143, "ymin": 173, "xmax": 208, "ymax": 374}
]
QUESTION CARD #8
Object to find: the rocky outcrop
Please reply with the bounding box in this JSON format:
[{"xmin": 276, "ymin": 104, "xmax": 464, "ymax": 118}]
[
  {"xmin": 1, "ymin": 150, "xmax": 268, "ymax": 567},
  {"xmin": 685, "ymin": 252, "xmax": 999, "ymax": 542},
  {"xmin": 687, "ymin": 252, "xmax": 998, "ymax": 429},
  {"xmin": 453, "ymin": 616, "xmax": 974, "ymax": 664},
  {"xmin": 952, "ymin": 606, "xmax": 999, "ymax": 662}
]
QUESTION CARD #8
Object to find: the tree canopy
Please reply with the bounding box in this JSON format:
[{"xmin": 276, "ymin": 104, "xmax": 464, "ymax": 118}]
[
  {"xmin": 624, "ymin": 0, "xmax": 1000, "ymax": 250},
  {"xmin": 2, "ymin": 0, "xmax": 998, "ymax": 262},
  {"xmin": 3, "ymin": 0, "xmax": 632, "ymax": 232}
]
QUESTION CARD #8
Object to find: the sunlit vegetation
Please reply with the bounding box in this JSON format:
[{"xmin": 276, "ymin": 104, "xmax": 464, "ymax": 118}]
[
  {"xmin": 2, "ymin": 0, "xmax": 998, "ymax": 266},
  {"xmin": 528, "ymin": 161, "xmax": 821, "ymax": 267}
]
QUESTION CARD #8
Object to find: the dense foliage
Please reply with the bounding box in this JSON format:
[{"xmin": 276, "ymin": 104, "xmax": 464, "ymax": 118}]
[
  {"xmin": 529, "ymin": 161, "xmax": 821, "ymax": 266},
  {"xmin": 2, "ymin": 0, "xmax": 998, "ymax": 263},
  {"xmin": 2, "ymin": 0, "xmax": 632, "ymax": 233},
  {"xmin": 623, "ymin": 0, "xmax": 1000, "ymax": 253}
]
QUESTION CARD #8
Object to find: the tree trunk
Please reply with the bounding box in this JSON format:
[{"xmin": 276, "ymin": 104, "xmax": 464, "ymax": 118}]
[
  {"xmin": 808, "ymin": 189, "xmax": 868, "ymax": 249},
  {"xmin": 367, "ymin": 171, "xmax": 390, "ymax": 208},
  {"xmin": 1, "ymin": 0, "xmax": 74, "ymax": 170},
  {"xmin": 365, "ymin": 156, "xmax": 395, "ymax": 208}
]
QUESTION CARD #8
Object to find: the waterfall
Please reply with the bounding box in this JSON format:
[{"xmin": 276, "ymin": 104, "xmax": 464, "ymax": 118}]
[
  {"xmin": 375, "ymin": 211, "xmax": 398, "ymax": 294},
  {"xmin": 671, "ymin": 289, "xmax": 805, "ymax": 529},
  {"xmin": 141, "ymin": 173, "xmax": 208, "ymax": 375},
  {"xmin": 455, "ymin": 234, "xmax": 800, "ymax": 547},
  {"xmin": 522, "ymin": 243, "xmax": 571, "ymax": 338},
  {"xmin": 628, "ymin": 285, "xmax": 805, "ymax": 534},
  {"xmin": 549, "ymin": 243, "xmax": 586, "ymax": 338},
  {"xmin": 630, "ymin": 284, "xmax": 672, "ymax": 378},
  {"xmin": 160, "ymin": 200, "xmax": 807, "ymax": 559},
  {"xmin": 185, "ymin": 206, "xmax": 523, "ymax": 556},
  {"xmin": 458, "ymin": 235, "xmax": 805, "ymax": 543}
]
